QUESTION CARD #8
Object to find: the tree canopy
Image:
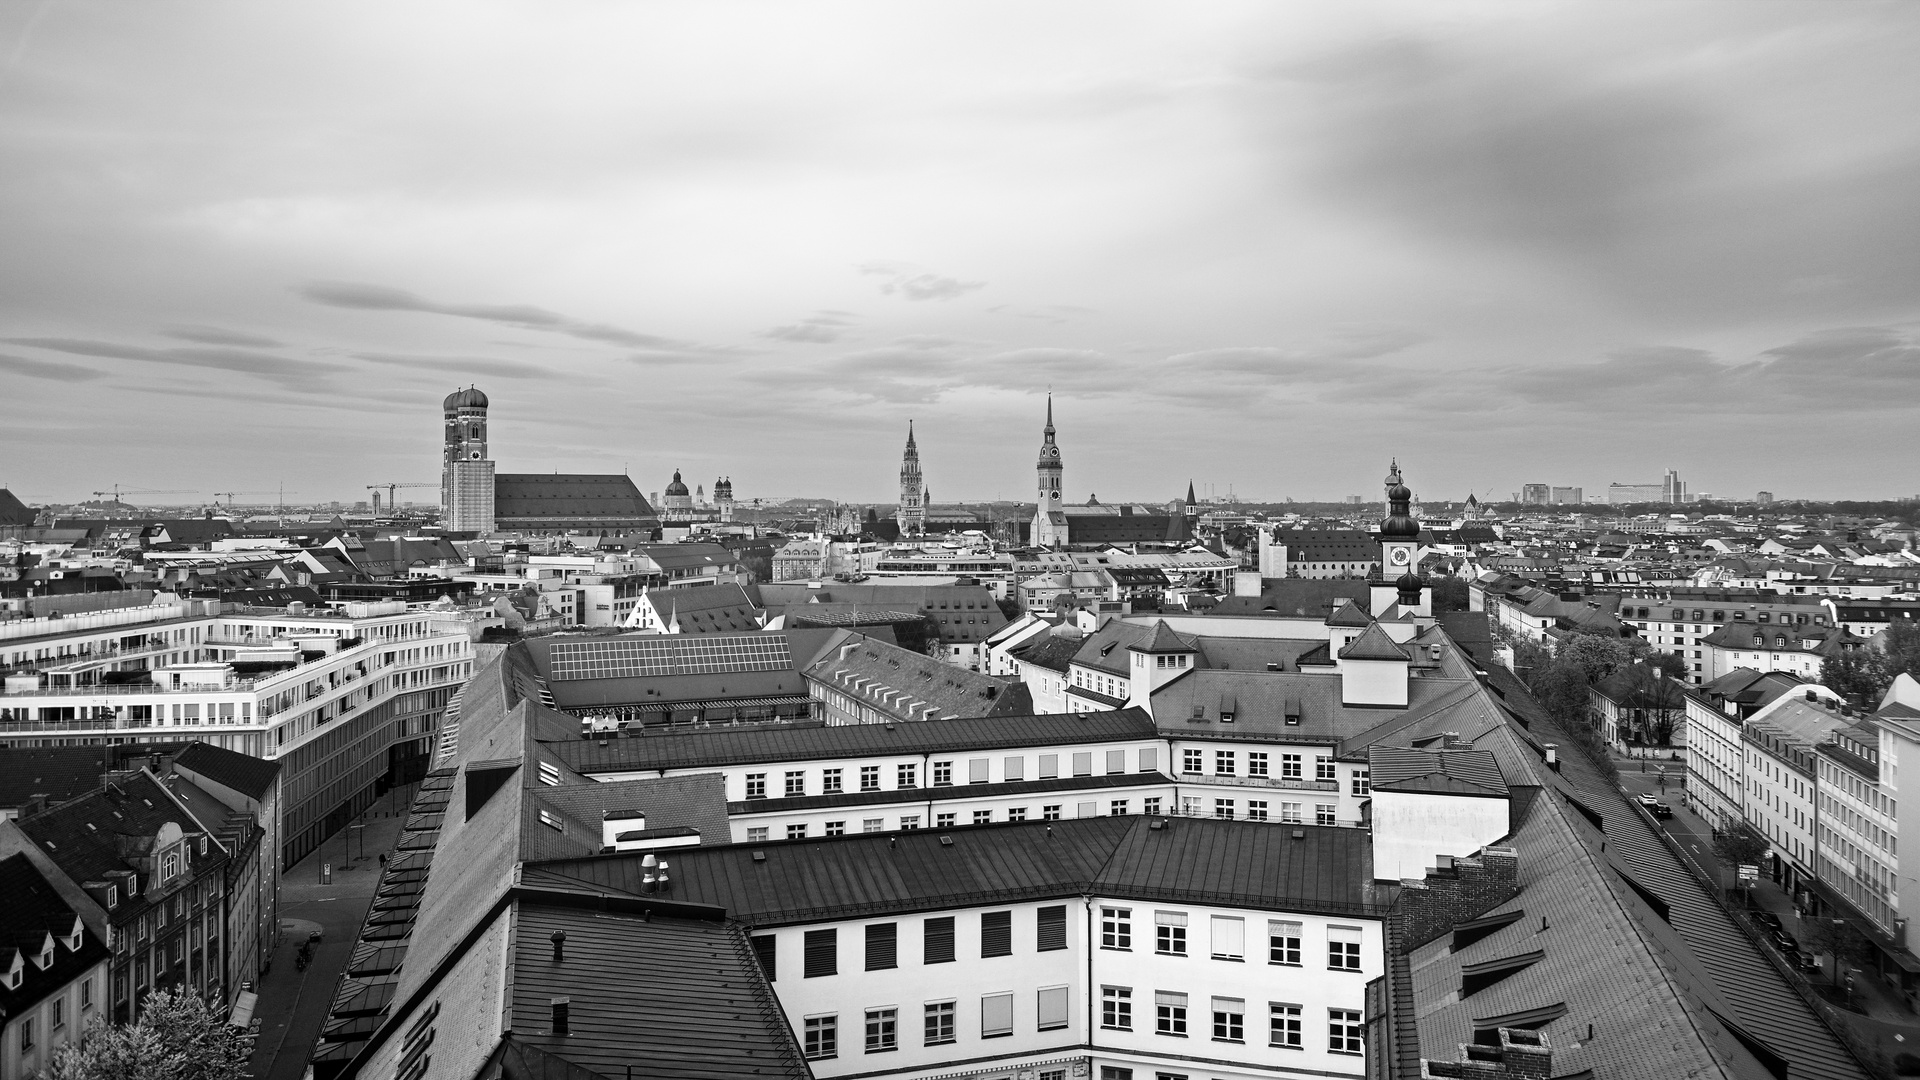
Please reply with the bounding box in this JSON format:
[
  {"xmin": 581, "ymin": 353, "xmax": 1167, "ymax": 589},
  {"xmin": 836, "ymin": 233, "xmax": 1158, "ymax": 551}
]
[{"xmin": 39, "ymin": 987, "xmax": 249, "ymax": 1080}]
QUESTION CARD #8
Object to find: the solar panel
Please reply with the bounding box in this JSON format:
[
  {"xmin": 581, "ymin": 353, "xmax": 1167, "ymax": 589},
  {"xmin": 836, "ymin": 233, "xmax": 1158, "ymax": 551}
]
[{"xmin": 546, "ymin": 634, "xmax": 793, "ymax": 681}]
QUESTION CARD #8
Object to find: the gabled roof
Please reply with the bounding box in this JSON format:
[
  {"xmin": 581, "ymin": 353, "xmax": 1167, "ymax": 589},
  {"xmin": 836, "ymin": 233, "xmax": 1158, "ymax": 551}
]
[
  {"xmin": 1207, "ymin": 579, "xmax": 1372, "ymax": 617},
  {"xmin": 173, "ymin": 742, "xmax": 283, "ymax": 801},
  {"xmin": 1326, "ymin": 600, "xmax": 1375, "ymax": 628},
  {"xmin": 1338, "ymin": 621, "xmax": 1410, "ymax": 662},
  {"xmin": 493, "ymin": 474, "xmax": 658, "ymax": 524},
  {"xmin": 1367, "ymin": 746, "xmax": 1509, "ymax": 797},
  {"xmin": 0, "ymin": 488, "xmax": 34, "ymax": 527},
  {"xmin": 0, "ymin": 854, "xmax": 107, "ymax": 1021},
  {"xmin": 1130, "ymin": 619, "xmax": 1195, "ymax": 654},
  {"xmin": 18, "ymin": 771, "xmax": 224, "ymax": 921}
]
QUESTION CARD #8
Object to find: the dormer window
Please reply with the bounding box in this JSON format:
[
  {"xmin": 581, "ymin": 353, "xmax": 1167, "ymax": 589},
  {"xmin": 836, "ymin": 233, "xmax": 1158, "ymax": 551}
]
[
  {"xmin": 161, "ymin": 848, "xmax": 182, "ymax": 881},
  {"xmin": 39, "ymin": 940, "xmax": 54, "ymax": 969}
]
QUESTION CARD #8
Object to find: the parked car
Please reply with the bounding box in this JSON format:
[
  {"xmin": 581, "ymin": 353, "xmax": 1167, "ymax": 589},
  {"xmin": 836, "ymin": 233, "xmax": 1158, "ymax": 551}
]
[
  {"xmin": 1770, "ymin": 930, "xmax": 1800, "ymax": 954},
  {"xmin": 1637, "ymin": 793, "xmax": 1659, "ymax": 808},
  {"xmin": 1751, "ymin": 911, "xmax": 1783, "ymax": 934},
  {"xmin": 1649, "ymin": 802, "xmax": 1673, "ymax": 819}
]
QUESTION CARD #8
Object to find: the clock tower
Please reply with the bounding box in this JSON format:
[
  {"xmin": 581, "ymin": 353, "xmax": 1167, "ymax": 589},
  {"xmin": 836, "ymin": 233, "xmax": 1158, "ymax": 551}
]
[
  {"xmin": 1373, "ymin": 460, "xmax": 1428, "ymax": 615},
  {"xmin": 1030, "ymin": 395, "xmax": 1068, "ymax": 548}
]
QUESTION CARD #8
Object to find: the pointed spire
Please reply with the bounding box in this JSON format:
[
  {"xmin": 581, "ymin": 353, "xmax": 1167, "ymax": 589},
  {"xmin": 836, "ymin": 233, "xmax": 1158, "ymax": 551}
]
[
  {"xmin": 906, "ymin": 419, "xmax": 916, "ymax": 448},
  {"xmin": 1186, "ymin": 480, "xmax": 1196, "ymax": 506},
  {"xmin": 1045, "ymin": 392, "xmax": 1054, "ymax": 431}
]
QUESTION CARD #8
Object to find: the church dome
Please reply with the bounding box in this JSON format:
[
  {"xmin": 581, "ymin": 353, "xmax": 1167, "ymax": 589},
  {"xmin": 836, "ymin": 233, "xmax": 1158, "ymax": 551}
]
[
  {"xmin": 443, "ymin": 385, "xmax": 488, "ymax": 411},
  {"xmin": 664, "ymin": 469, "xmax": 690, "ymax": 496},
  {"xmin": 715, "ymin": 476, "xmax": 733, "ymax": 497}
]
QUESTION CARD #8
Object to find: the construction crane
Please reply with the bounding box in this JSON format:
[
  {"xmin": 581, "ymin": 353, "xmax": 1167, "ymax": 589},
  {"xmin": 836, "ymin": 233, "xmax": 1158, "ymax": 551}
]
[
  {"xmin": 90, "ymin": 486, "xmax": 197, "ymax": 507},
  {"xmin": 367, "ymin": 482, "xmax": 436, "ymax": 514},
  {"xmin": 213, "ymin": 490, "xmax": 296, "ymax": 510}
]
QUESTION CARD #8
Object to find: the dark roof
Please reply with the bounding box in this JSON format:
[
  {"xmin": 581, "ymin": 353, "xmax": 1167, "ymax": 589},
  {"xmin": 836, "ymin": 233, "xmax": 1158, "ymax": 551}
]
[
  {"xmin": 172, "ymin": 742, "xmax": 282, "ymax": 801},
  {"xmin": 1132, "ymin": 619, "xmax": 1195, "ymax": 653},
  {"xmin": 1367, "ymin": 746, "xmax": 1509, "ymax": 796},
  {"xmin": 1338, "ymin": 622, "xmax": 1410, "ymax": 661},
  {"xmin": 804, "ymin": 633, "xmax": 1032, "ymax": 720},
  {"xmin": 503, "ymin": 903, "xmax": 806, "ymax": 1080},
  {"xmin": 1437, "ymin": 611, "xmax": 1493, "ymax": 666},
  {"xmin": 648, "ymin": 583, "xmax": 762, "ymax": 633},
  {"xmin": 0, "ymin": 744, "xmax": 180, "ymax": 810},
  {"xmin": 18, "ymin": 771, "xmax": 223, "ymax": 921},
  {"xmin": 1007, "ymin": 632, "xmax": 1084, "ymax": 673},
  {"xmin": 548, "ymin": 708, "xmax": 1159, "ymax": 773},
  {"xmin": 1326, "ymin": 600, "xmax": 1375, "ymax": 628},
  {"xmin": 0, "ymin": 488, "xmax": 33, "ymax": 528},
  {"xmin": 1208, "ymin": 579, "xmax": 1372, "ymax": 617},
  {"xmin": 493, "ymin": 474, "xmax": 658, "ymax": 526},
  {"xmin": 525, "ymin": 815, "xmax": 1380, "ymax": 925},
  {"xmin": 0, "ymin": 854, "xmax": 108, "ymax": 1020}
]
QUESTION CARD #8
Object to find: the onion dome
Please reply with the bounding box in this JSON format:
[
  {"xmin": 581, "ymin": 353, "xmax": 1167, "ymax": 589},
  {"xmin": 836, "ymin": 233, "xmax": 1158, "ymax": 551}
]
[
  {"xmin": 443, "ymin": 385, "xmax": 489, "ymax": 411},
  {"xmin": 665, "ymin": 469, "xmax": 690, "ymax": 496},
  {"xmin": 1380, "ymin": 459, "xmax": 1421, "ymax": 539},
  {"xmin": 715, "ymin": 476, "xmax": 733, "ymax": 497},
  {"xmin": 1395, "ymin": 570, "xmax": 1425, "ymax": 606}
]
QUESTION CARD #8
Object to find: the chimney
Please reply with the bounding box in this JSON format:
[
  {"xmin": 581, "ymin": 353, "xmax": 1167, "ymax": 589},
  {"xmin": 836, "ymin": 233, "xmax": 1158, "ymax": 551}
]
[
  {"xmin": 1399, "ymin": 846, "xmax": 1521, "ymax": 950},
  {"xmin": 1420, "ymin": 1028, "xmax": 1553, "ymax": 1079},
  {"xmin": 550, "ymin": 930, "xmax": 566, "ymax": 963},
  {"xmin": 17, "ymin": 793, "xmax": 49, "ymax": 819}
]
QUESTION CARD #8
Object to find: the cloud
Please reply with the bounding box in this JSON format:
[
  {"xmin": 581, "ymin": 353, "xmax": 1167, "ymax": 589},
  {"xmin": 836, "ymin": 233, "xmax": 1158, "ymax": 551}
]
[
  {"xmin": 354, "ymin": 352, "xmax": 555, "ymax": 380},
  {"xmin": 3, "ymin": 337, "xmax": 349, "ymax": 387},
  {"xmin": 987, "ymin": 304, "xmax": 1096, "ymax": 324},
  {"xmin": 163, "ymin": 325, "xmax": 285, "ymax": 348},
  {"xmin": 760, "ymin": 311, "xmax": 856, "ymax": 344},
  {"xmin": 859, "ymin": 263, "xmax": 986, "ymax": 302},
  {"xmin": 298, "ymin": 281, "xmax": 690, "ymax": 349},
  {"xmin": 0, "ymin": 352, "xmax": 106, "ymax": 382}
]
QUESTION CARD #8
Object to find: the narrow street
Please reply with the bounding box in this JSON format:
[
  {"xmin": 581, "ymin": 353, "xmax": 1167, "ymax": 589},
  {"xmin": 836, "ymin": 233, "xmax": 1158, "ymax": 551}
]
[{"xmin": 247, "ymin": 783, "xmax": 417, "ymax": 1080}]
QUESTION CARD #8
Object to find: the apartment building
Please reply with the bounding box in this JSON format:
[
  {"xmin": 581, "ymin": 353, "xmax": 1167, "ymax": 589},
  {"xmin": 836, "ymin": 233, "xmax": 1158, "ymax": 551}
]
[
  {"xmin": 1742, "ymin": 698, "xmax": 1850, "ymax": 900},
  {"xmin": 0, "ymin": 854, "xmax": 109, "ymax": 1080},
  {"xmin": 1613, "ymin": 596, "xmax": 1828, "ymax": 684},
  {"xmin": 1813, "ymin": 720, "xmax": 1900, "ymax": 939},
  {"xmin": 0, "ymin": 597, "xmax": 471, "ymax": 867},
  {"xmin": 1682, "ymin": 670, "xmax": 1834, "ymax": 831}
]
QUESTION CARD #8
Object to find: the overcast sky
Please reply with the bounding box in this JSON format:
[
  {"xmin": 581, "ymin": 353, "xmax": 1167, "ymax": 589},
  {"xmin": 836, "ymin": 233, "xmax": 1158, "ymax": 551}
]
[{"xmin": 2, "ymin": 2, "xmax": 1917, "ymax": 508}]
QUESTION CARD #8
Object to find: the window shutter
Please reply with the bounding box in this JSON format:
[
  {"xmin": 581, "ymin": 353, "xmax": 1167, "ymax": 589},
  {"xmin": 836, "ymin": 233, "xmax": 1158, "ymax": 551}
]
[
  {"xmin": 981, "ymin": 992, "xmax": 1014, "ymax": 1036},
  {"xmin": 1106, "ymin": 749, "xmax": 1125, "ymax": 774},
  {"xmin": 1039, "ymin": 754, "xmax": 1059, "ymax": 778},
  {"xmin": 1037, "ymin": 985, "xmax": 1069, "ymax": 1030},
  {"xmin": 924, "ymin": 917, "xmax": 955, "ymax": 964},
  {"xmin": 1004, "ymin": 756, "xmax": 1025, "ymax": 780},
  {"xmin": 1076, "ymin": 801, "xmax": 1098, "ymax": 818},
  {"xmin": 1211, "ymin": 996, "xmax": 1243, "ymax": 1015},
  {"xmin": 865, "ymin": 923, "xmax": 897, "ymax": 971},
  {"xmin": 803, "ymin": 929, "xmax": 836, "ymax": 978},
  {"xmin": 751, "ymin": 935, "xmax": 776, "ymax": 981},
  {"xmin": 1072, "ymin": 752, "xmax": 1093, "ymax": 776},
  {"xmin": 970, "ymin": 758, "xmax": 990, "ymax": 783},
  {"xmin": 1037, "ymin": 906, "xmax": 1067, "ymax": 951},
  {"xmin": 1155, "ymin": 911, "xmax": 1188, "ymax": 927},
  {"xmin": 981, "ymin": 911, "xmax": 1012, "ymax": 957},
  {"xmin": 1211, "ymin": 915, "xmax": 1245, "ymax": 959},
  {"xmin": 1138, "ymin": 747, "xmax": 1157, "ymax": 772},
  {"xmin": 1154, "ymin": 990, "xmax": 1188, "ymax": 1007}
]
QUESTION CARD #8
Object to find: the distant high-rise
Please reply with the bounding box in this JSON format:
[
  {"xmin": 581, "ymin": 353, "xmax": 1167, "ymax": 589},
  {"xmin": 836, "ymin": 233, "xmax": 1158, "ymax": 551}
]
[
  {"xmin": 1550, "ymin": 486, "xmax": 1583, "ymax": 506},
  {"xmin": 441, "ymin": 386, "xmax": 496, "ymax": 533},
  {"xmin": 1756, "ymin": 491, "xmax": 1774, "ymax": 505},
  {"xmin": 1521, "ymin": 483, "xmax": 1550, "ymax": 505}
]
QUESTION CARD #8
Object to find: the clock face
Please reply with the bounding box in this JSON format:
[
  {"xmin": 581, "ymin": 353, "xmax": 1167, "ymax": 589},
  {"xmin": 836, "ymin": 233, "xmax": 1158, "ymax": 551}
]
[
  {"xmin": 1389, "ymin": 547, "xmax": 1409, "ymax": 566},
  {"xmin": 1050, "ymin": 491, "xmax": 1060, "ymax": 501}
]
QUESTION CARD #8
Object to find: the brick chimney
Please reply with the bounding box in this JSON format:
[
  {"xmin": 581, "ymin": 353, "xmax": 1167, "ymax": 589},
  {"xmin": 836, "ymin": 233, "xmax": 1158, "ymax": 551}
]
[
  {"xmin": 1398, "ymin": 845, "xmax": 1520, "ymax": 950},
  {"xmin": 1421, "ymin": 1028, "xmax": 1553, "ymax": 1078}
]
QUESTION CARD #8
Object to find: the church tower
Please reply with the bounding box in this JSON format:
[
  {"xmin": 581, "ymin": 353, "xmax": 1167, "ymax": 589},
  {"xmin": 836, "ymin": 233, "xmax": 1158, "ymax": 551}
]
[
  {"xmin": 1031, "ymin": 395, "xmax": 1068, "ymax": 548},
  {"xmin": 897, "ymin": 422, "xmax": 924, "ymax": 535},
  {"xmin": 1371, "ymin": 460, "xmax": 1429, "ymax": 616},
  {"xmin": 440, "ymin": 386, "xmax": 495, "ymax": 534}
]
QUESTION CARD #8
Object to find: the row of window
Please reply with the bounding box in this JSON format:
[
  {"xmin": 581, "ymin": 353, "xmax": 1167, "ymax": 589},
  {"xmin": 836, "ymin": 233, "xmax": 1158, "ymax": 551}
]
[
  {"xmin": 1099, "ymin": 908, "xmax": 1364, "ymax": 968},
  {"xmin": 769, "ymin": 908, "xmax": 1069, "ymax": 979},
  {"xmin": 14, "ymin": 976, "xmax": 95, "ymax": 1054},
  {"xmin": 801, "ymin": 989, "xmax": 1071, "ymax": 1059},
  {"xmin": 746, "ymin": 749, "xmax": 1156, "ymax": 798},
  {"xmin": 742, "ymin": 797, "xmax": 1344, "ymax": 841},
  {"xmin": 1099, "ymin": 988, "xmax": 1361, "ymax": 1054}
]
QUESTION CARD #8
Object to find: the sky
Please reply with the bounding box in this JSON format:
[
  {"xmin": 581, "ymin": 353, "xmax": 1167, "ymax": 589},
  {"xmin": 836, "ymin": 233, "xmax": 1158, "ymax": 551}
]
[{"xmin": 2, "ymin": 1, "xmax": 1918, "ymax": 508}]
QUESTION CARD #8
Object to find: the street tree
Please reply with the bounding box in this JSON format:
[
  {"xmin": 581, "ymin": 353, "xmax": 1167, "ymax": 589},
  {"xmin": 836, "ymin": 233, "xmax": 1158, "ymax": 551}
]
[{"xmin": 39, "ymin": 987, "xmax": 249, "ymax": 1080}]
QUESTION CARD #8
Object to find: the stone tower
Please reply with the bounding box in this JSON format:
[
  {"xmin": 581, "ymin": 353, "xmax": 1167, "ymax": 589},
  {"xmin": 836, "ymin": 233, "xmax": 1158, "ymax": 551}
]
[
  {"xmin": 897, "ymin": 422, "xmax": 924, "ymax": 536},
  {"xmin": 440, "ymin": 386, "xmax": 495, "ymax": 534},
  {"xmin": 1030, "ymin": 395, "xmax": 1068, "ymax": 548}
]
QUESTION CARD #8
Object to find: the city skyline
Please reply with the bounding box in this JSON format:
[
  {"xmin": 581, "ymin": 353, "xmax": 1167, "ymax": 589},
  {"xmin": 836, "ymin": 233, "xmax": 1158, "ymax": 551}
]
[{"xmin": 3, "ymin": 3, "xmax": 1919, "ymax": 504}]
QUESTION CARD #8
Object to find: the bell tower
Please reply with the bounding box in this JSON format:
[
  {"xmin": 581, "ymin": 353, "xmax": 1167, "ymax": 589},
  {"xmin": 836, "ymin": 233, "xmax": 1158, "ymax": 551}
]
[
  {"xmin": 1372, "ymin": 460, "xmax": 1427, "ymax": 616},
  {"xmin": 1031, "ymin": 395, "xmax": 1067, "ymax": 548},
  {"xmin": 440, "ymin": 385, "xmax": 495, "ymax": 534}
]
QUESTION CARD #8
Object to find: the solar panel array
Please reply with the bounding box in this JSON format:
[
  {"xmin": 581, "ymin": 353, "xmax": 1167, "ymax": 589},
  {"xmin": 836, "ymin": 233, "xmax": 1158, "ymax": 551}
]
[{"xmin": 546, "ymin": 635, "xmax": 793, "ymax": 681}]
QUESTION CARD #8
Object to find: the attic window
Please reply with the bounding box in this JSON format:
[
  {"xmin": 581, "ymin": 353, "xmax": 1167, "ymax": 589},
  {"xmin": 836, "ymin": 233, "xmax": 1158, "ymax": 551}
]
[
  {"xmin": 1471, "ymin": 1002, "xmax": 1567, "ymax": 1042},
  {"xmin": 1450, "ymin": 909, "xmax": 1525, "ymax": 951},
  {"xmin": 537, "ymin": 761, "xmax": 561, "ymax": 787},
  {"xmin": 538, "ymin": 809, "xmax": 565, "ymax": 832},
  {"xmin": 1460, "ymin": 949, "xmax": 1545, "ymax": 997}
]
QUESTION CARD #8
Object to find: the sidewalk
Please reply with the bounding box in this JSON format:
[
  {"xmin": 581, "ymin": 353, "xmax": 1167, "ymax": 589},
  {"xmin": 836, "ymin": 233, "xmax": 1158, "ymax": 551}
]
[{"xmin": 248, "ymin": 782, "xmax": 419, "ymax": 1080}]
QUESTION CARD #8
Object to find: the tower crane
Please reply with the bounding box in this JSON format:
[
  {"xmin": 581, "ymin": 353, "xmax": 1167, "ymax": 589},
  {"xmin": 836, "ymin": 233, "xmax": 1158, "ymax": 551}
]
[
  {"xmin": 367, "ymin": 482, "xmax": 437, "ymax": 514},
  {"xmin": 213, "ymin": 490, "xmax": 297, "ymax": 509},
  {"xmin": 90, "ymin": 486, "xmax": 197, "ymax": 507}
]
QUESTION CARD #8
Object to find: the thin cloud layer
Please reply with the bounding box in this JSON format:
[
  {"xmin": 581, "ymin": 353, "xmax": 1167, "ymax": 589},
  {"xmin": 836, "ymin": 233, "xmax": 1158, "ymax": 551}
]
[
  {"xmin": 299, "ymin": 282, "xmax": 688, "ymax": 349},
  {"xmin": 4, "ymin": 337, "xmax": 348, "ymax": 388},
  {"xmin": 0, "ymin": 352, "xmax": 104, "ymax": 382},
  {"xmin": 859, "ymin": 264, "xmax": 986, "ymax": 302}
]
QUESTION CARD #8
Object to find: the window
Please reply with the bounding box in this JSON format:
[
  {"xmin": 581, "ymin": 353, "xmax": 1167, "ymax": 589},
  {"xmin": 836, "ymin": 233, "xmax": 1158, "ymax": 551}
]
[
  {"xmin": 1316, "ymin": 804, "xmax": 1337, "ymax": 826},
  {"xmin": 80, "ymin": 977, "xmax": 92, "ymax": 1009},
  {"xmin": 972, "ymin": 809, "xmax": 992, "ymax": 825},
  {"xmin": 856, "ymin": 765, "xmax": 881, "ymax": 791},
  {"xmin": 1038, "ymin": 985, "xmax": 1070, "ymax": 1031},
  {"xmin": 1214, "ymin": 799, "xmax": 1234, "ymax": 819},
  {"xmin": 1036, "ymin": 905, "xmax": 1068, "ymax": 951},
  {"xmin": 1107, "ymin": 749, "xmax": 1126, "ymax": 774},
  {"xmin": 747, "ymin": 826, "xmax": 769, "ymax": 842},
  {"xmin": 746, "ymin": 773, "xmax": 767, "ymax": 799},
  {"xmin": 898, "ymin": 763, "xmax": 917, "ymax": 789},
  {"xmin": 20, "ymin": 1016, "xmax": 32, "ymax": 1051},
  {"xmin": 1211, "ymin": 915, "xmax": 1245, "ymax": 960},
  {"xmin": 1143, "ymin": 797, "xmax": 1163, "ymax": 816},
  {"xmin": 1009, "ymin": 807, "xmax": 1028, "ymax": 822},
  {"xmin": 1247, "ymin": 799, "xmax": 1268, "ymax": 821},
  {"xmin": 1156, "ymin": 911, "xmax": 1188, "ymax": 955},
  {"xmin": 825, "ymin": 821, "xmax": 846, "ymax": 837},
  {"xmin": 1351, "ymin": 769, "xmax": 1371, "ymax": 796},
  {"xmin": 785, "ymin": 771, "xmax": 806, "ymax": 797},
  {"xmin": 804, "ymin": 929, "xmax": 837, "ymax": 978},
  {"xmin": 1182, "ymin": 749, "xmax": 1203, "ymax": 774},
  {"xmin": 933, "ymin": 761, "xmax": 954, "ymax": 786},
  {"xmin": 804, "ymin": 1015, "xmax": 838, "ymax": 1059},
  {"xmin": 970, "ymin": 758, "xmax": 990, "ymax": 784},
  {"xmin": 1073, "ymin": 752, "xmax": 1093, "ymax": 776},
  {"xmin": 900, "ymin": 815, "xmax": 921, "ymax": 830},
  {"xmin": 1247, "ymin": 751, "xmax": 1268, "ymax": 777},
  {"xmin": 981, "ymin": 911, "xmax": 1012, "ymax": 957},
  {"xmin": 1329, "ymin": 926, "xmax": 1362, "ymax": 970},
  {"xmin": 1155, "ymin": 991, "xmax": 1188, "ymax": 1036},
  {"xmin": 751, "ymin": 936, "xmax": 777, "ymax": 981},
  {"xmin": 1215, "ymin": 750, "xmax": 1235, "ymax": 775},
  {"xmin": 1270, "ymin": 920, "xmax": 1302, "ymax": 965},
  {"xmin": 1139, "ymin": 747, "xmax": 1158, "ymax": 772},
  {"xmin": 51, "ymin": 996, "xmax": 64, "ymax": 1029},
  {"xmin": 822, "ymin": 768, "xmax": 843, "ymax": 793},
  {"xmin": 981, "ymin": 992, "xmax": 1015, "ymax": 1037},
  {"xmin": 924, "ymin": 1001, "xmax": 955, "ymax": 1045},
  {"xmin": 1004, "ymin": 756, "xmax": 1025, "ymax": 781},
  {"xmin": 936, "ymin": 812, "xmax": 957, "ymax": 828},
  {"xmin": 865, "ymin": 1008, "xmax": 897, "ymax": 1053},
  {"xmin": 1329, "ymin": 1009, "xmax": 1362, "ymax": 1054},
  {"xmin": 1101, "ymin": 1070, "xmax": 1134, "ymax": 1080},
  {"xmin": 1102, "ymin": 986, "xmax": 1133, "ymax": 1030},
  {"xmin": 1315, "ymin": 756, "xmax": 1336, "ymax": 782},
  {"xmin": 1212, "ymin": 997, "xmax": 1244, "ymax": 1042},
  {"xmin": 1043, "ymin": 804, "xmax": 1062, "ymax": 820},
  {"xmin": 1110, "ymin": 799, "xmax": 1129, "ymax": 816},
  {"xmin": 1281, "ymin": 754, "xmax": 1302, "ymax": 780},
  {"xmin": 1270, "ymin": 1003, "xmax": 1302, "ymax": 1048},
  {"xmin": 866, "ymin": 923, "xmax": 898, "ymax": 970},
  {"xmin": 787, "ymin": 823, "xmax": 808, "ymax": 840},
  {"xmin": 1102, "ymin": 906, "xmax": 1132, "ymax": 949},
  {"xmin": 863, "ymin": 817, "xmax": 884, "ymax": 833},
  {"xmin": 1039, "ymin": 753, "xmax": 1059, "ymax": 779},
  {"xmin": 924, "ymin": 917, "xmax": 955, "ymax": 964}
]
